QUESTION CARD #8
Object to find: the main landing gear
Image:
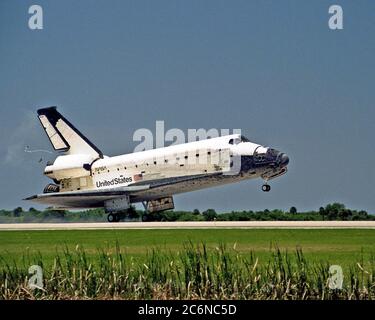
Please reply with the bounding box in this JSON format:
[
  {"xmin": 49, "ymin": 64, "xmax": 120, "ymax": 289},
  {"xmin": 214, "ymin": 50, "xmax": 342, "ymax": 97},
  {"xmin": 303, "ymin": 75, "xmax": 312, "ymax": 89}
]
[
  {"xmin": 107, "ymin": 213, "xmax": 121, "ymax": 223},
  {"xmin": 262, "ymin": 184, "xmax": 271, "ymax": 192}
]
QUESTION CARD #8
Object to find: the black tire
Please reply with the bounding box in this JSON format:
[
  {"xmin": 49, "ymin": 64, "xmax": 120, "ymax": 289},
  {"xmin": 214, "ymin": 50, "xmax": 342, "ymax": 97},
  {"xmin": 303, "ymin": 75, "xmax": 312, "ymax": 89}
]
[
  {"xmin": 107, "ymin": 213, "xmax": 116, "ymax": 223},
  {"xmin": 262, "ymin": 184, "xmax": 271, "ymax": 192}
]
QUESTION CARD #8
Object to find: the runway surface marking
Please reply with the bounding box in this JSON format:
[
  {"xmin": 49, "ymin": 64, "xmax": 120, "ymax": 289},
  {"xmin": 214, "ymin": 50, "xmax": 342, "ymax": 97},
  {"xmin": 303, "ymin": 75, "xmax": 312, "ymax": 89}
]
[{"xmin": 1, "ymin": 221, "xmax": 375, "ymax": 230}]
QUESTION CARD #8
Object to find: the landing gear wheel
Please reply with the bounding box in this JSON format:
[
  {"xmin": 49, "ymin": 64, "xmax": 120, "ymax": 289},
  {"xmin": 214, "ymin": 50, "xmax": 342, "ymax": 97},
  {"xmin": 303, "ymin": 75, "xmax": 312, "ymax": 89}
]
[
  {"xmin": 107, "ymin": 213, "xmax": 118, "ymax": 223},
  {"xmin": 262, "ymin": 184, "xmax": 271, "ymax": 192}
]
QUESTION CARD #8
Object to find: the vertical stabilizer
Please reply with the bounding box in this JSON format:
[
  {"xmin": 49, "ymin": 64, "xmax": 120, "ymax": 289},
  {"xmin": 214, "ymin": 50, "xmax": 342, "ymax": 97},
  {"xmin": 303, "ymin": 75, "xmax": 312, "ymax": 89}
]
[{"xmin": 37, "ymin": 107, "xmax": 103, "ymax": 158}]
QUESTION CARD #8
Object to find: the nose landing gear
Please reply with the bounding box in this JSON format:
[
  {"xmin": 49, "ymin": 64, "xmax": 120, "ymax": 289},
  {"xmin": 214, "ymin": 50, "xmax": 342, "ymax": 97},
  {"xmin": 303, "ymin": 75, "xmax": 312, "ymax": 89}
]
[{"xmin": 262, "ymin": 184, "xmax": 271, "ymax": 192}]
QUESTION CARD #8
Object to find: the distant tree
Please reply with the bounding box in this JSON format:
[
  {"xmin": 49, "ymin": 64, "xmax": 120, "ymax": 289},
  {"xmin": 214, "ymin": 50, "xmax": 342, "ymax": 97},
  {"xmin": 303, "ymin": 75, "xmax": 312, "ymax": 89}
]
[
  {"xmin": 318, "ymin": 207, "xmax": 326, "ymax": 220},
  {"xmin": 358, "ymin": 210, "xmax": 368, "ymax": 219},
  {"xmin": 236, "ymin": 212, "xmax": 251, "ymax": 221},
  {"xmin": 193, "ymin": 209, "xmax": 200, "ymax": 215},
  {"xmin": 3, "ymin": 203, "xmax": 369, "ymax": 222},
  {"xmin": 0, "ymin": 210, "xmax": 12, "ymax": 217},
  {"xmin": 338, "ymin": 209, "xmax": 352, "ymax": 221},
  {"xmin": 45, "ymin": 209, "xmax": 66, "ymax": 219},
  {"xmin": 13, "ymin": 207, "xmax": 23, "ymax": 217},
  {"xmin": 126, "ymin": 206, "xmax": 140, "ymax": 220},
  {"xmin": 202, "ymin": 209, "xmax": 217, "ymax": 221},
  {"xmin": 352, "ymin": 210, "xmax": 369, "ymax": 221},
  {"xmin": 325, "ymin": 203, "xmax": 346, "ymax": 220}
]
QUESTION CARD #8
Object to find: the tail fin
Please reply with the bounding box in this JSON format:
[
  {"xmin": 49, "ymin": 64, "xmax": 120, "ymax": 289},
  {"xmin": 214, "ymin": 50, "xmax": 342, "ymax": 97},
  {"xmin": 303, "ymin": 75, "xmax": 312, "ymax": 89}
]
[{"xmin": 37, "ymin": 107, "xmax": 103, "ymax": 158}]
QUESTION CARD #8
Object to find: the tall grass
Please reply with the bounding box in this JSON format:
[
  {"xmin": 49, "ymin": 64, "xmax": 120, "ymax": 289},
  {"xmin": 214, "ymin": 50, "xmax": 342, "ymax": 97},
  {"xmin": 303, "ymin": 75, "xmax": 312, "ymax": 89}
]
[{"xmin": 0, "ymin": 242, "xmax": 374, "ymax": 300}]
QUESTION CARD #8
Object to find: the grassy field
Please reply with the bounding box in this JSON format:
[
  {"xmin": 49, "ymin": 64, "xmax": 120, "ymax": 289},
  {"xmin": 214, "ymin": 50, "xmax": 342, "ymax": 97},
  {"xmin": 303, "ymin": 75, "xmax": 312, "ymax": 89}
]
[
  {"xmin": 1, "ymin": 228, "xmax": 375, "ymax": 267},
  {"xmin": 1, "ymin": 228, "xmax": 375, "ymax": 299}
]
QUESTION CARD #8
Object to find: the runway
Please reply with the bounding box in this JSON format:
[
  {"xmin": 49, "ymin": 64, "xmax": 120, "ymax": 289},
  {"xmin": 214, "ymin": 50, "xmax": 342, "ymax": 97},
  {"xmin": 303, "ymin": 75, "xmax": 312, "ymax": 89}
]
[{"xmin": 1, "ymin": 221, "xmax": 375, "ymax": 230}]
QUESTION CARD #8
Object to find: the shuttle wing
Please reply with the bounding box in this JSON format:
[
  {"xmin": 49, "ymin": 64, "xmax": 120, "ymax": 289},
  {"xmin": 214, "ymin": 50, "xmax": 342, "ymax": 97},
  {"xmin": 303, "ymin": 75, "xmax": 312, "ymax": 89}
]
[
  {"xmin": 25, "ymin": 173, "xmax": 223, "ymax": 208},
  {"xmin": 129, "ymin": 172, "xmax": 221, "ymax": 188},
  {"xmin": 24, "ymin": 185, "xmax": 150, "ymax": 208}
]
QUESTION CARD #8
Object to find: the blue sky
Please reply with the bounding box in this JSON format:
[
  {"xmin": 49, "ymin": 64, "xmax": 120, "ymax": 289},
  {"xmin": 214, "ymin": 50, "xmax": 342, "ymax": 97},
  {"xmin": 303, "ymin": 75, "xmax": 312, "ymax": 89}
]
[{"xmin": 0, "ymin": 1, "xmax": 374, "ymax": 213}]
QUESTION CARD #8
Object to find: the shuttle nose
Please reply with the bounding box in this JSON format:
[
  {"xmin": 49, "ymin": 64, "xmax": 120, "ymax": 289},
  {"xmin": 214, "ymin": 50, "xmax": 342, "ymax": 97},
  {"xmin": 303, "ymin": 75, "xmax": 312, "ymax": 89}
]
[{"xmin": 279, "ymin": 153, "xmax": 289, "ymax": 167}]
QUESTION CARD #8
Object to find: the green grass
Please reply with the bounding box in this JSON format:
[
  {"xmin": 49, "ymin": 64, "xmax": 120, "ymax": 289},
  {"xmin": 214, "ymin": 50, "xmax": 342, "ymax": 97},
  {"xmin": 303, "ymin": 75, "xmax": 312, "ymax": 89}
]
[
  {"xmin": 1, "ymin": 229, "xmax": 375, "ymax": 268},
  {"xmin": 1, "ymin": 229, "xmax": 375, "ymax": 299}
]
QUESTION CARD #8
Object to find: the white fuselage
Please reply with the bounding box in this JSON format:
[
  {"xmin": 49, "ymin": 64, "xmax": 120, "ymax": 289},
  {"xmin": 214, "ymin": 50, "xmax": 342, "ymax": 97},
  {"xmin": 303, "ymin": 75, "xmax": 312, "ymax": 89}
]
[{"xmin": 45, "ymin": 134, "xmax": 271, "ymax": 199}]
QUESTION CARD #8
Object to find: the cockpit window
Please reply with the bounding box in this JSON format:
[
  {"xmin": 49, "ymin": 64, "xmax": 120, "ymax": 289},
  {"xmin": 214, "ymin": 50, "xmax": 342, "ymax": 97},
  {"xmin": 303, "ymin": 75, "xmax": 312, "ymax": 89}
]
[
  {"xmin": 240, "ymin": 135, "xmax": 250, "ymax": 142},
  {"xmin": 229, "ymin": 138, "xmax": 241, "ymax": 145}
]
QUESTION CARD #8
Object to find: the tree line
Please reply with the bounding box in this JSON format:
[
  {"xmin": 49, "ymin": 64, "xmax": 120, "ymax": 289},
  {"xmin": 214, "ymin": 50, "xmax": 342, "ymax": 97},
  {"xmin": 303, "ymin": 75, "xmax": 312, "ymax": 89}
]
[{"xmin": 0, "ymin": 203, "xmax": 373, "ymax": 223}]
